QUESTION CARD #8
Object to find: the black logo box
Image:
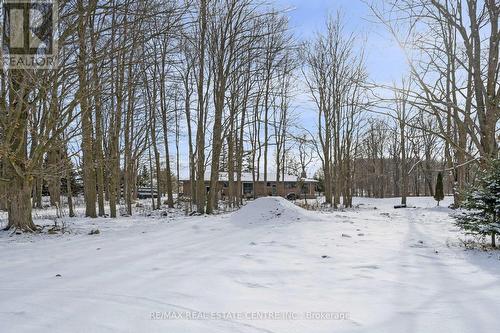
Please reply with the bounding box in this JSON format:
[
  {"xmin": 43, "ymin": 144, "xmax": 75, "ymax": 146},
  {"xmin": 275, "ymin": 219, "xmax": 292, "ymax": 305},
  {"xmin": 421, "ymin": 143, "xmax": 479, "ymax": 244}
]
[{"xmin": 3, "ymin": 1, "xmax": 55, "ymax": 55}]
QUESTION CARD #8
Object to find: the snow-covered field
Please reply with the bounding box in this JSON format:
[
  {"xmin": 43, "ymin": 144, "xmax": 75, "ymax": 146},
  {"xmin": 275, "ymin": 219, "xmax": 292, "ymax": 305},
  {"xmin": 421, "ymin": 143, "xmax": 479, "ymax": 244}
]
[{"xmin": 1, "ymin": 196, "xmax": 499, "ymax": 333}]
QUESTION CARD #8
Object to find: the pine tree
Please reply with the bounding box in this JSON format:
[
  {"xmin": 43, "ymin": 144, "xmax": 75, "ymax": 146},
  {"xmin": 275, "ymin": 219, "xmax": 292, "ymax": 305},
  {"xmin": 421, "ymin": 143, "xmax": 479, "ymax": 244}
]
[
  {"xmin": 454, "ymin": 160, "xmax": 500, "ymax": 247},
  {"xmin": 138, "ymin": 165, "xmax": 150, "ymax": 187},
  {"xmin": 434, "ymin": 172, "xmax": 444, "ymax": 206}
]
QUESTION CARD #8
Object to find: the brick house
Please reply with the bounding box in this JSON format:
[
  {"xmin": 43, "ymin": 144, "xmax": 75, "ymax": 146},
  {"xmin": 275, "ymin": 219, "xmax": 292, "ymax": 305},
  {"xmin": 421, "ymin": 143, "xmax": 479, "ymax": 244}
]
[{"xmin": 180, "ymin": 172, "xmax": 318, "ymax": 199}]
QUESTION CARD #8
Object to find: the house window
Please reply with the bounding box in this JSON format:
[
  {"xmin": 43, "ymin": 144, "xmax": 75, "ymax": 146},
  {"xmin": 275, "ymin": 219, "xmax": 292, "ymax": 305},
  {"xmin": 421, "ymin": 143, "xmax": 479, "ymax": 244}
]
[
  {"xmin": 285, "ymin": 182, "xmax": 295, "ymax": 189},
  {"xmin": 243, "ymin": 183, "xmax": 253, "ymax": 194},
  {"xmin": 266, "ymin": 182, "xmax": 271, "ymax": 187}
]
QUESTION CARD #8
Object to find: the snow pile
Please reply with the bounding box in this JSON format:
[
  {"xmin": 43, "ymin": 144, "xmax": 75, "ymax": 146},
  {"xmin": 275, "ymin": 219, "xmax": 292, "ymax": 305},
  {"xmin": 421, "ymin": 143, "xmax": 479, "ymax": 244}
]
[{"xmin": 230, "ymin": 197, "xmax": 317, "ymax": 226}]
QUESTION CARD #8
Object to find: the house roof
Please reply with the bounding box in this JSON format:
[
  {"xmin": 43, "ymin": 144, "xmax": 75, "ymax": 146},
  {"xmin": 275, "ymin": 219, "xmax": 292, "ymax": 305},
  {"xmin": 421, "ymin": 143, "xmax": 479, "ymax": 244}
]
[{"xmin": 180, "ymin": 172, "xmax": 317, "ymax": 183}]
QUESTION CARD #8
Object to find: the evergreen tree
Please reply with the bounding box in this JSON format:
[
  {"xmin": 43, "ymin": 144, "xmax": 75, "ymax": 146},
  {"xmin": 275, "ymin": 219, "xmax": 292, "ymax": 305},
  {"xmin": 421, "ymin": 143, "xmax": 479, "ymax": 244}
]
[
  {"xmin": 314, "ymin": 170, "xmax": 325, "ymax": 193},
  {"xmin": 454, "ymin": 160, "xmax": 500, "ymax": 247},
  {"xmin": 434, "ymin": 172, "xmax": 444, "ymax": 206},
  {"xmin": 137, "ymin": 165, "xmax": 150, "ymax": 187}
]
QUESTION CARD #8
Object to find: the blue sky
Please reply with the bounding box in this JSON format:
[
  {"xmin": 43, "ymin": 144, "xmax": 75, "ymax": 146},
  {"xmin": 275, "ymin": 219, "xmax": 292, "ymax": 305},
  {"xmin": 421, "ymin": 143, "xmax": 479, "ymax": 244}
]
[
  {"xmin": 274, "ymin": 0, "xmax": 408, "ymax": 83},
  {"xmin": 272, "ymin": 0, "xmax": 409, "ymax": 133}
]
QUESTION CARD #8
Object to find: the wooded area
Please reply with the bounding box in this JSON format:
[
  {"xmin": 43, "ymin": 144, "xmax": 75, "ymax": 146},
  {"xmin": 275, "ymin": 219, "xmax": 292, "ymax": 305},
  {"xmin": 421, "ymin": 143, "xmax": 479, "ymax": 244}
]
[{"xmin": 0, "ymin": 0, "xmax": 499, "ymax": 231}]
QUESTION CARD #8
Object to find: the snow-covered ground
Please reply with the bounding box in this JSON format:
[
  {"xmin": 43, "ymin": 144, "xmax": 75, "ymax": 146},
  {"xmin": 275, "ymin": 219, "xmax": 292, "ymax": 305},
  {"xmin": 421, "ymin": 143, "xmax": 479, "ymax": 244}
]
[{"xmin": 1, "ymin": 196, "xmax": 499, "ymax": 333}]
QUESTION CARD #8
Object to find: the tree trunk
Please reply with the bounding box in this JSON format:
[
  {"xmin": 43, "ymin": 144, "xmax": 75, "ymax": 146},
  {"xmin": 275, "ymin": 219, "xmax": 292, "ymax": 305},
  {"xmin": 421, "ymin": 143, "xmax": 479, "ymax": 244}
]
[
  {"xmin": 195, "ymin": 0, "xmax": 207, "ymax": 214},
  {"xmin": 77, "ymin": 0, "xmax": 97, "ymax": 218},
  {"xmin": 47, "ymin": 147, "xmax": 61, "ymax": 207},
  {"xmin": 4, "ymin": 69, "xmax": 35, "ymax": 231},
  {"xmin": 160, "ymin": 103, "xmax": 174, "ymax": 209},
  {"xmin": 65, "ymin": 152, "xmax": 75, "ymax": 218},
  {"xmin": 6, "ymin": 176, "xmax": 35, "ymax": 231}
]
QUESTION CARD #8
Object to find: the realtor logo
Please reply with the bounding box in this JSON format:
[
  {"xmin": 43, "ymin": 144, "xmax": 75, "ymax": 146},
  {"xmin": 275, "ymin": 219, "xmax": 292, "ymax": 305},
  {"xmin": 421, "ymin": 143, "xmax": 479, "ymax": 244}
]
[{"xmin": 2, "ymin": 0, "xmax": 58, "ymax": 68}]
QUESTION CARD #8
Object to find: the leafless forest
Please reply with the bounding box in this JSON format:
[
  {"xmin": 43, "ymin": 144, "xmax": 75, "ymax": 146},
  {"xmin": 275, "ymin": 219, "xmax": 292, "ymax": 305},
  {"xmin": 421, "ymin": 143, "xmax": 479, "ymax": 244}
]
[{"xmin": 0, "ymin": 0, "xmax": 499, "ymax": 231}]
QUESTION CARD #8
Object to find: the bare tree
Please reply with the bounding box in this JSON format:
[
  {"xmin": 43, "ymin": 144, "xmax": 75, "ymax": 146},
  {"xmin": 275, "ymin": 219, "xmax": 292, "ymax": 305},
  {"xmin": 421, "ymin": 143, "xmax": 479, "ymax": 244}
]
[{"xmin": 302, "ymin": 13, "xmax": 368, "ymax": 208}]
